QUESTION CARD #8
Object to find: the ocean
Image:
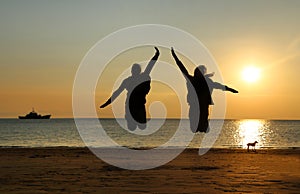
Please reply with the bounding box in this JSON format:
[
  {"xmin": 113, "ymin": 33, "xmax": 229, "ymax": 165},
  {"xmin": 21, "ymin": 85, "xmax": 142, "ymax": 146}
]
[{"xmin": 0, "ymin": 119, "xmax": 299, "ymax": 149}]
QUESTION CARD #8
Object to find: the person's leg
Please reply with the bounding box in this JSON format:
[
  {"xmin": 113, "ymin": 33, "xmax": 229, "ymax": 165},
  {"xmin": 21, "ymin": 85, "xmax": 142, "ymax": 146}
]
[
  {"xmin": 204, "ymin": 104, "xmax": 209, "ymax": 132},
  {"xmin": 189, "ymin": 105, "xmax": 199, "ymax": 133},
  {"xmin": 128, "ymin": 103, "xmax": 146, "ymax": 130},
  {"xmin": 138, "ymin": 123, "xmax": 146, "ymax": 130},
  {"xmin": 126, "ymin": 105, "xmax": 137, "ymax": 131},
  {"xmin": 198, "ymin": 103, "xmax": 209, "ymax": 132},
  {"xmin": 136, "ymin": 104, "xmax": 147, "ymax": 130},
  {"xmin": 127, "ymin": 120, "xmax": 137, "ymax": 131}
]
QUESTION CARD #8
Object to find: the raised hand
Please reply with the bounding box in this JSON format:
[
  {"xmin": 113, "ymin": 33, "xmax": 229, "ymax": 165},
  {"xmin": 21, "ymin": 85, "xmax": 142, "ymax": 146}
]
[
  {"xmin": 171, "ymin": 47, "xmax": 175, "ymax": 54},
  {"xmin": 154, "ymin": 46, "xmax": 159, "ymax": 54}
]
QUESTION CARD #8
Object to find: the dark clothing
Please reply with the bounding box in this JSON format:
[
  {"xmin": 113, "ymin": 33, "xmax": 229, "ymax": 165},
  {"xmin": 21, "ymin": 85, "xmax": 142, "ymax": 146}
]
[
  {"xmin": 100, "ymin": 48, "xmax": 160, "ymax": 131},
  {"xmin": 170, "ymin": 49, "xmax": 237, "ymax": 133},
  {"xmin": 128, "ymin": 78, "xmax": 150, "ymax": 105},
  {"xmin": 124, "ymin": 74, "xmax": 151, "ymax": 130},
  {"xmin": 171, "ymin": 51, "xmax": 211, "ymax": 133},
  {"xmin": 185, "ymin": 74, "xmax": 211, "ymax": 133},
  {"xmin": 186, "ymin": 74, "xmax": 212, "ymax": 106}
]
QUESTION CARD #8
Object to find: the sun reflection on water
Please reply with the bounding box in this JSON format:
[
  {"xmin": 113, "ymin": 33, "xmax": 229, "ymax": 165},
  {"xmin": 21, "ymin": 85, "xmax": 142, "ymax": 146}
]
[{"xmin": 238, "ymin": 120, "xmax": 265, "ymax": 149}]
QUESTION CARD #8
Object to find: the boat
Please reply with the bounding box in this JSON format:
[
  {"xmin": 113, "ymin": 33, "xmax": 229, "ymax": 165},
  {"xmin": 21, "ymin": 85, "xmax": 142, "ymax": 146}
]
[{"xmin": 18, "ymin": 108, "xmax": 51, "ymax": 119}]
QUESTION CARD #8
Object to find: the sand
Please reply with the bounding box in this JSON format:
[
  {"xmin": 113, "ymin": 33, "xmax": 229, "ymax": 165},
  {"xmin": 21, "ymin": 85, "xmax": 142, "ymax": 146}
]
[{"xmin": 0, "ymin": 147, "xmax": 299, "ymax": 193}]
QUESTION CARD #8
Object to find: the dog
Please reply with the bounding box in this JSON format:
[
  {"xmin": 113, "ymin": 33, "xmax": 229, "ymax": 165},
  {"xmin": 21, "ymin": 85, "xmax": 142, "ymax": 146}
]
[{"xmin": 247, "ymin": 141, "xmax": 258, "ymax": 152}]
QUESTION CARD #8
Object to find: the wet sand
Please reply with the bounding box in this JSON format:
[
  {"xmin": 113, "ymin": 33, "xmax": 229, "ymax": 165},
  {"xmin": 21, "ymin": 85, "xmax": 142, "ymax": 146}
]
[{"xmin": 0, "ymin": 147, "xmax": 299, "ymax": 193}]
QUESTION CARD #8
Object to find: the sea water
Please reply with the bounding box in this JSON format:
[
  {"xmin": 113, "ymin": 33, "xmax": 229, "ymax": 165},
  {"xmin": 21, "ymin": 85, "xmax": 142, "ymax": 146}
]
[{"xmin": 0, "ymin": 119, "xmax": 299, "ymax": 149}]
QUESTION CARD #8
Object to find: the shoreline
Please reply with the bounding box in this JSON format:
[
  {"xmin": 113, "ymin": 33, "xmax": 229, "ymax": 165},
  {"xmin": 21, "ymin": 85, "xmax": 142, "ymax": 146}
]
[
  {"xmin": 1, "ymin": 118, "xmax": 300, "ymax": 120},
  {"xmin": 1, "ymin": 147, "xmax": 299, "ymax": 193},
  {"xmin": 1, "ymin": 146, "xmax": 299, "ymax": 150}
]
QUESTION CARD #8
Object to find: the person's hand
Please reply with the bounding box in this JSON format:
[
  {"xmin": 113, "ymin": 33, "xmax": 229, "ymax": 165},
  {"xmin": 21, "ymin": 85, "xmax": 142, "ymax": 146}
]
[
  {"xmin": 231, "ymin": 88, "xmax": 239, "ymax": 93},
  {"xmin": 226, "ymin": 86, "xmax": 238, "ymax": 93},
  {"xmin": 171, "ymin": 47, "xmax": 175, "ymax": 55},
  {"xmin": 154, "ymin": 46, "xmax": 160, "ymax": 54}
]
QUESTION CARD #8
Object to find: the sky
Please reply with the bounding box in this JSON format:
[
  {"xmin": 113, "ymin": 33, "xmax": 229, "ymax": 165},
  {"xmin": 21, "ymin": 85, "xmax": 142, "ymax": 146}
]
[{"xmin": 0, "ymin": 0, "xmax": 299, "ymax": 119}]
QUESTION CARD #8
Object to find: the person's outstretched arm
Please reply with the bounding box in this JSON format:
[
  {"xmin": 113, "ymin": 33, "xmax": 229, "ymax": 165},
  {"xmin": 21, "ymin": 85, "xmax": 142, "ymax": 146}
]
[
  {"xmin": 100, "ymin": 81, "xmax": 126, "ymax": 108},
  {"xmin": 171, "ymin": 47, "xmax": 189, "ymax": 77},
  {"xmin": 143, "ymin": 47, "xmax": 160, "ymax": 76},
  {"xmin": 209, "ymin": 79, "xmax": 238, "ymax": 93},
  {"xmin": 225, "ymin": 86, "xmax": 238, "ymax": 93}
]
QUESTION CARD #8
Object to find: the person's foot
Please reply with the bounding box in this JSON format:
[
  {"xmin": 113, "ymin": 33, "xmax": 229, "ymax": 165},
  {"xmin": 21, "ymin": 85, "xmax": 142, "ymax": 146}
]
[
  {"xmin": 205, "ymin": 126, "xmax": 210, "ymax": 133},
  {"xmin": 127, "ymin": 125, "xmax": 137, "ymax": 131},
  {"xmin": 138, "ymin": 123, "xmax": 146, "ymax": 130},
  {"xmin": 197, "ymin": 127, "xmax": 209, "ymax": 133},
  {"xmin": 198, "ymin": 128, "xmax": 204, "ymax": 133}
]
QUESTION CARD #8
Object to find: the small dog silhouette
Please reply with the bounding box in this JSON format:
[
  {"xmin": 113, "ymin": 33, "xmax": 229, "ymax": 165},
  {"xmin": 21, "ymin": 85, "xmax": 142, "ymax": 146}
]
[{"xmin": 247, "ymin": 141, "xmax": 258, "ymax": 152}]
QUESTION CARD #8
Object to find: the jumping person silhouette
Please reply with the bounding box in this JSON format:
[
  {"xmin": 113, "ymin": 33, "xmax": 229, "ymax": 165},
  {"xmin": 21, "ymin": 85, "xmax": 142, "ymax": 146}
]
[
  {"xmin": 171, "ymin": 47, "xmax": 238, "ymax": 133},
  {"xmin": 100, "ymin": 47, "xmax": 160, "ymax": 131}
]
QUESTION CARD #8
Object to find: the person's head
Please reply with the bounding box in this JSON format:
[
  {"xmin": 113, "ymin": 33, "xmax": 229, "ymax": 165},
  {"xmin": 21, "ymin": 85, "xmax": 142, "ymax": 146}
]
[
  {"xmin": 198, "ymin": 65, "xmax": 207, "ymax": 75},
  {"xmin": 131, "ymin": 63, "xmax": 141, "ymax": 76},
  {"xmin": 194, "ymin": 65, "xmax": 214, "ymax": 78},
  {"xmin": 194, "ymin": 65, "xmax": 206, "ymax": 77}
]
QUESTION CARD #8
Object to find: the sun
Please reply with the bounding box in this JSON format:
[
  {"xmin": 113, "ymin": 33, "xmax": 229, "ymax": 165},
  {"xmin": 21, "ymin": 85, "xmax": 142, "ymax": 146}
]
[{"xmin": 242, "ymin": 66, "xmax": 261, "ymax": 83}]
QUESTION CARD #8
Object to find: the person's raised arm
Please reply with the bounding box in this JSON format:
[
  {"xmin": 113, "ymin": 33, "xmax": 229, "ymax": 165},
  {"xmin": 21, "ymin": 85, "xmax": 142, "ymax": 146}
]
[
  {"xmin": 100, "ymin": 81, "xmax": 126, "ymax": 108},
  {"xmin": 171, "ymin": 47, "xmax": 189, "ymax": 77},
  {"xmin": 143, "ymin": 47, "xmax": 160, "ymax": 76}
]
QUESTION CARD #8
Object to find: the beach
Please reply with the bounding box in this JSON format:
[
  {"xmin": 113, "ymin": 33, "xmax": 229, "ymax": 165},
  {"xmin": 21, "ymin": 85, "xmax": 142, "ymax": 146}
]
[{"xmin": 0, "ymin": 147, "xmax": 299, "ymax": 193}]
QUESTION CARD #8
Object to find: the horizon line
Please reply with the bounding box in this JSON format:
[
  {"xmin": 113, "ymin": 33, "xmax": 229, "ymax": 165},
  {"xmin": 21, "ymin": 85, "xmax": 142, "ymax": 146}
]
[{"xmin": 0, "ymin": 117, "xmax": 299, "ymax": 121}]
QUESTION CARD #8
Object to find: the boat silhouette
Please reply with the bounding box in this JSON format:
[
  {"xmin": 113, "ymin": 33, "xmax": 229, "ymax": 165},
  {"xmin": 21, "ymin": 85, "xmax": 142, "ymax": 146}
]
[{"xmin": 19, "ymin": 108, "xmax": 51, "ymax": 119}]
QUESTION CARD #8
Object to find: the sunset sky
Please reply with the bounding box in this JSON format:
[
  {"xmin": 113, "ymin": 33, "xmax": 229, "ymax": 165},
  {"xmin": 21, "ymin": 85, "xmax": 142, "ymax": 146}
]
[{"xmin": 0, "ymin": 0, "xmax": 299, "ymax": 119}]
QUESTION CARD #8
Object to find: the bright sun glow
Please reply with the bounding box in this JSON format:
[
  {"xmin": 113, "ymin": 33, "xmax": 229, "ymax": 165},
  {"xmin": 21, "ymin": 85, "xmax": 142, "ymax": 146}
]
[
  {"xmin": 242, "ymin": 66, "xmax": 261, "ymax": 83},
  {"xmin": 239, "ymin": 120, "xmax": 264, "ymax": 148}
]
